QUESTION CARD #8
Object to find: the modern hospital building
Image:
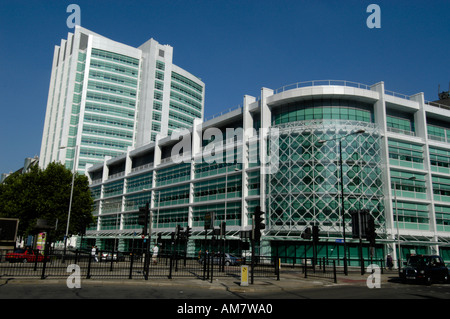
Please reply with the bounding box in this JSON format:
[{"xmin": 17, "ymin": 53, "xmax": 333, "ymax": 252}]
[
  {"xmin": 39, "ymin": 28, "xmax": 450, "ymax": 264},
  {"xmin": 39, "ymin": 26, "xmax": 205, "ymax": 174}
]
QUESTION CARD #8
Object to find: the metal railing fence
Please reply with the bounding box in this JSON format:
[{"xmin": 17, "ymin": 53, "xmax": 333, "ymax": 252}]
[
  {"xmin": 1, "ymin": 248, "xmax": 387, "ymax": 284},
  {"xmin": 0, "ymin": 249, "xmax": 280, "ymax": 282}
]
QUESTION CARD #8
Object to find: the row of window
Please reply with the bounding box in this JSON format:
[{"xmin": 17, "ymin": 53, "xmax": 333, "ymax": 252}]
[
  {"xmin": 90, "ymin": 58, "xmax": 139, "ymax": 78},
  {"xmin": 86, "ymin": 91, "xmax": 136, "ymax": 108},
  {"xmin": 88, "ymin": 81, "xmax": 137, "ymax": 99},
  {"xmin": 171, "ymin": 81, "xmax": 203, "ymax": 103},
  {"xmin": 171, "ymin": 72, "xmax": 203, "ymax": 94},
  {"xmin": 168, "ymin": 120, "xmax": 190, "ymax": 131},
  {"xmin": 80, "ymin": 146, "xmax": 125, "ymax": 160},
  {"xmin": 271, "ymin": 102, "xmax": 450, "ymax": 142},
  {"xmin": 194, "ymin": 175, "xmax": 242, "ymax": 202},
  {"xmin": 272, "ymin": 100, "xmax": 374, "ymax": 125},
  {"xmin": 387, "ymin": 139, "xmax": 450, "ymax": 171},
  {"xmin": 126, "ymin": 172, "xmax": 153, "ymax": 193},
  {"xmin": 84, "ymin": 102, "xmax": 135, "ymax": 119},
  {"xmin": 169, "ymin": 100, "xmax": 202, "ymax": 119},
  {"xmin": 170, "ymin": 91, "xmax": 202, "ymax": 111},
  {"xmin": 169, "ymin": 110, "xmax": 195, "ymax": 126},
  {"xmin": 81, "ymin": 136, "xmax": 132, "ymax": 151},
  {"xmin": 84, "ymin": 112, "xmax": 134, "ymax": 129},
  {"xmin": 89, "ymin": 70, "xmax": 138, "ymax": 88},
  {"xmin": 387, "ymin": 115, "xmax": 414, "ymax": 133},
  {"xmin": 91, "ymin": 48, "xmax": 139, "ymax": 68}
]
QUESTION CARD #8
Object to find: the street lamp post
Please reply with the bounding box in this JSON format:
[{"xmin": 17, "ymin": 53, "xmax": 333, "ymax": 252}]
[
  {"xmin": 59, "ymin": 144, "xmax": 79, "ymax": 261},
  {"xmin": 319, "ymin": 129, "xmax": 365, "ymax": 276}
]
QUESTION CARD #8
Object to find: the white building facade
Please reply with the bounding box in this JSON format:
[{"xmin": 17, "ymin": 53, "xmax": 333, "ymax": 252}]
[
  {"xmin": 85, "ymin": 80, "xmax": 450, "ymax": 265},
  {"xmin": 39, "ymin": 26, "xmax": 204, "ymax": 174}
]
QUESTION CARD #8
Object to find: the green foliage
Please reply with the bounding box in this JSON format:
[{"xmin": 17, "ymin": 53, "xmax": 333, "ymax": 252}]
[{"xmin": 0, "ymin": 162, "xmax": 94, "ymax": 241}]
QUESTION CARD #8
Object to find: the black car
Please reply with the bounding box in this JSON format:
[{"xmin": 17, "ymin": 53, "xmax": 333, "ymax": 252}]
[{"xmin": 400, "ymin": 255, "xmax": 448, "ymax": 285}]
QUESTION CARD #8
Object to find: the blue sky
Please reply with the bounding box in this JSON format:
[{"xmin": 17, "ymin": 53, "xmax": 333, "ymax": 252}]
[{"xmin": 1, "ymin": 0, "xmax": 449, "ymax": 175}]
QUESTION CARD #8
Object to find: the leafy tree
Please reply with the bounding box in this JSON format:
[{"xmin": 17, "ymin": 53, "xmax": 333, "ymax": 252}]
[{"xmin": 0, "ymin": 162, "xmax": 94, "ymax": 242}]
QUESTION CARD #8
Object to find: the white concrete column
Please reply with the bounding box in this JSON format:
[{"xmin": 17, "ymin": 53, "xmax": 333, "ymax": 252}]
[
  {"xmin": 259, "ymin": 88, "xmax": 274, "ymax": 213},
  {"xmin": 241, "ymin": 95, "xmax": 256, "ymax": 229}
]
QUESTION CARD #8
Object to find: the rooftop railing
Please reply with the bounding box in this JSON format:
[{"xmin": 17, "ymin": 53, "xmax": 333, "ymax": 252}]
[
  {"xmin": 425, "ymin": 100, "xmax": 450, "ymax": 111},
  {"xmin": 200, "ymin": 80, "xmax": 450, "ymax": 132},
  {"xmin": 384, "ymin": 90, "xmax": 411, "ymax": 100},
  {"xmin": 204, "ymin": 104, "xmax": 243, "ymax": 122},
  {"xmin": 274, "ymin": 80, "xmax": 372, "ymax": 94}
]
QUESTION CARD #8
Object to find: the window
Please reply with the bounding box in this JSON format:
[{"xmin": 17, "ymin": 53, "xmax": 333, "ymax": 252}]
[
  {"xmin": 151, "ymin": 122, "xmax": 161, "ymax": 132},
  {"xmin": 91, "ymin": 48, "xmax": 139, "ymax": 68},
  {"xmin": 152, "ymin": 112, "xmax": 161, "ymax": 121},
  {"xmin": 272, "ymin": 99, "xmax": 373, "ymax": 125},
  {"xmin": 388, "ymin": 140, "xmax": 423, "ymax": 169}
]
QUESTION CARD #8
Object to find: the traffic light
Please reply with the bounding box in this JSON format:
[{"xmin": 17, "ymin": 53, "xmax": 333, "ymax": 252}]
[
  {"xmin": 312, "ymin": 225, "xmax": 320, "ymax": 244},
  {"xmin": 175, "ymin": 224, "xmax": 184, "ymax": 240},
  {"xmin": 185, "ymin": 226, "xmax": 192, "ymax": 240},
  {"xmin": 366, "ymin": 215, "xmax": 376, "ymax": 246},
  {"xmin": 301, "ymin": 227, "xmax": 312, "ymax": 240},
  {"xmin": 351, "ymin": 209, "xmax": 371, "ymax": 239},
  {"xmin": 220, "ymin": 221, "xmax": 226, "ymax": 237},
  {"xmin": 138, "ymin": 205, "xmax": 149, "ymax": 236},
  {"xmin": 253, "ymin": 206, "xmax": 265, "ymax": 241}
]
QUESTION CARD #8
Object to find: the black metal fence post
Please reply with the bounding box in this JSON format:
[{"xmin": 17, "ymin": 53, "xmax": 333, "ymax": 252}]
[
  {"xmin": 110, "ymin": 250, "xmax": 115, "ymax": 272},
  {"xmin": 168, "ymin": 253, "xmax": 173, "ymax": 279},
  {"xmin": 323, "ymin": 257, "xmax": 326, "ymax": 274},
  {"xmin": 87, "ymin": 252, "xmax": 92, "ymax": 279},
  {"xmin": 146, "ymin": 251, "xmax": 151, "ymax": 278},
  {"xmin": 210, "ymin": 251, "xmax": 214, "ymax": 283},
  {"xmin": 129, "ymin": 252, "xmax": 134, "ymax": 279},
  {"xmin": 207, "ymin": 252, "xmax": 211, "ymax": 280},
  {"xmin": 304, "ymin": 257, "xmax": 308, "ymax": 278},
  {"xmin": 202, "ymin": 251, "xmax": 206, "ymax": 280},
  {"xmin": 33, "ymin": 249, "xmax": 39, "ymax": 272},
  {"xmin": 333, "ymin": 260, "xmax": 337, "ymax": 283},
  {"xmin": 275, "ymin": 254, "xmax": 280, "ymax": 281},
  {"xmin": 41, "ymin": 245, "xmax": 50, "ymax": 280},
  {"xmin": 250, "ymin": 241, "xmax": 255, "ymax": 284},
  {"xmin": 144, "ymin": 254, "xmax": 149, "ymax": 280}
]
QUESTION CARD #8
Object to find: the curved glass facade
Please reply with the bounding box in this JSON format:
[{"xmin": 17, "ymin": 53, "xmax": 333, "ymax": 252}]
[{"xmin": 267, "ymin": 98, "xmax": 383, "ymax": 238}]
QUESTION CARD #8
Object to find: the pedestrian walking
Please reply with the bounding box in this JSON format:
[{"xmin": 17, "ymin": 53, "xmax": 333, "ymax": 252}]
[
  {"xmin": 91, "ymin": 245, "xmax": 98, "ymax": 262},
  {"xmin": 152, "ymin": 244, "xmax": 159, "ymax": 264}
]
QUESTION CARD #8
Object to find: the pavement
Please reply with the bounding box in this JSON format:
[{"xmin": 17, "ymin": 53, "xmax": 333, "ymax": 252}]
[{"xmin": 0, "ymin": 267, "xmax": 399, "ymax": 294}]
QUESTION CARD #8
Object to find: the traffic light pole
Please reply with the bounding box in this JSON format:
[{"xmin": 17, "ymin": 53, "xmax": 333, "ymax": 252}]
[
  {"xmin": 137, "ymin": 202, "xmax": 151, "ymax": 280},
  {"xmin": 251, "ymin": 215, "xmax": 255, "ymax": 285}
]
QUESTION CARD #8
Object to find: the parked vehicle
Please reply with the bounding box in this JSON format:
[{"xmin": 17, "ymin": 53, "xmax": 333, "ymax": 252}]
[
  {"xmin": 101, "ymin": 252, "xmax": 125, "ymax": 261},
  {"xmin": 5, "ymin": 249, "xmax": 48, "ymax": 263},
  {"xmin": 400, "ymin": 255, "xmax": 449, "ymax": 285},
  {"xmin": 221, "ymin": 253, "xmax": 241, "ymax": 266},
  {"xmin": 198, "ymin": 253, "xmax": 242, "ymax": 266}
]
